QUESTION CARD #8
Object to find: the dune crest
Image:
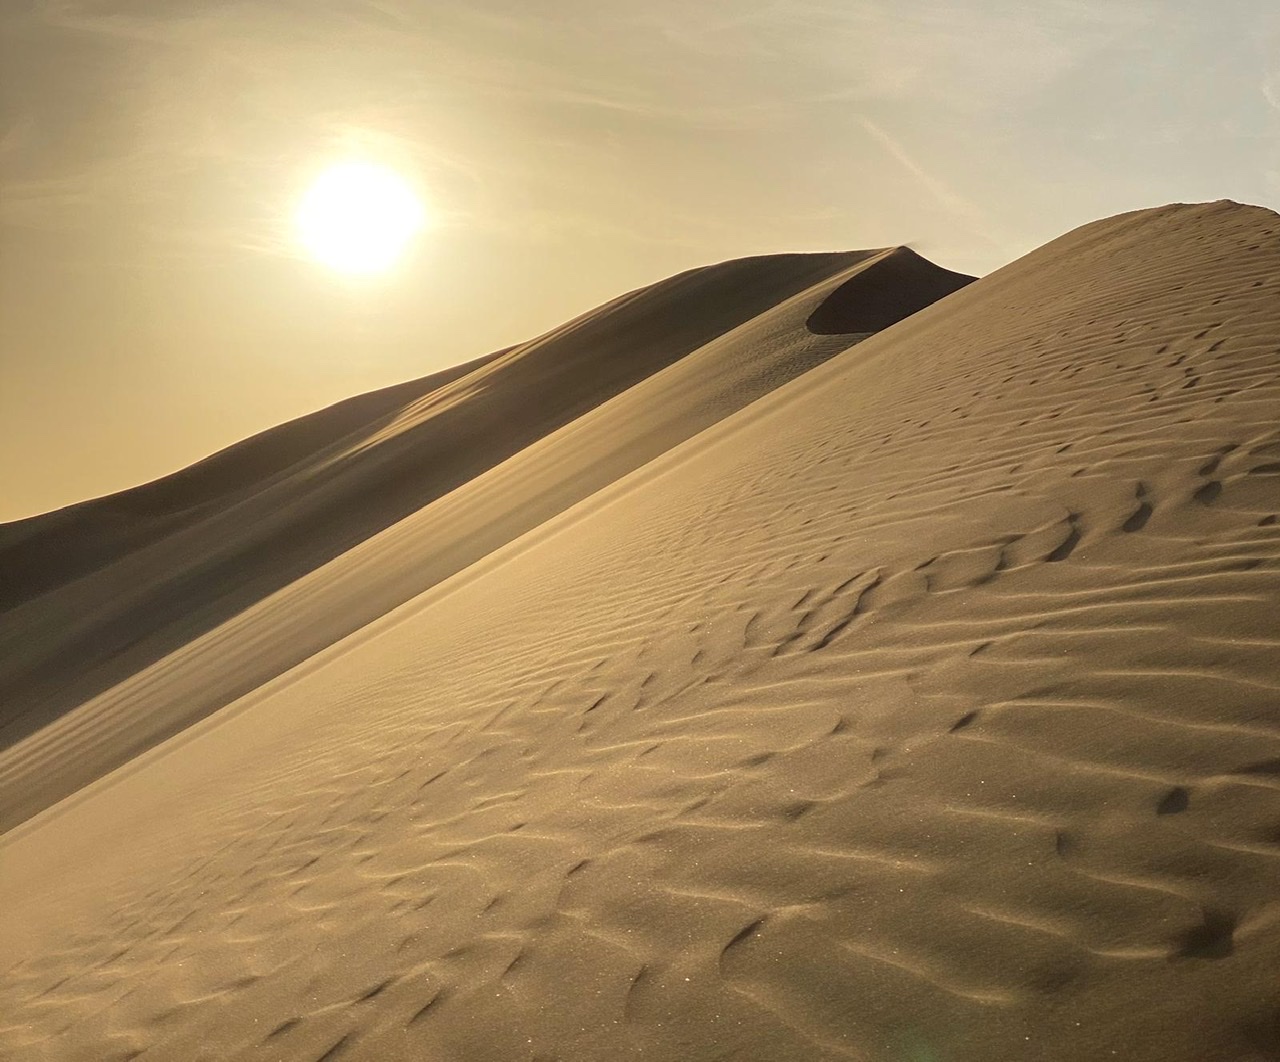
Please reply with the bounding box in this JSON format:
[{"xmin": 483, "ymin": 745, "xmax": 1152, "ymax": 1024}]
[{"xmin": 3, "ymin": 200, "xmax": 1279, "ymax": 1061}]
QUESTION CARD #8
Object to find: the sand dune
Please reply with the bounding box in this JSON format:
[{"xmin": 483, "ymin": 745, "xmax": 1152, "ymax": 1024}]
[
  {"xmin": 2, "ymin": 200, "xmax": 1279, "ymax": 1061},
  {"xmin": 0, "ymin": 247, "xmax": 971, "ymax": 831}
]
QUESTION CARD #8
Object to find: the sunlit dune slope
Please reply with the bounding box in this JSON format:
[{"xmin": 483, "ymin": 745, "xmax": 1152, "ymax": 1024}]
[
  {"xmin": 2, "ymin": 200, "xmax": 1278, "ymax": 1061},
  {"xmin": 0, "ymin": 247, "xmax": 972, "ymax": 830}
]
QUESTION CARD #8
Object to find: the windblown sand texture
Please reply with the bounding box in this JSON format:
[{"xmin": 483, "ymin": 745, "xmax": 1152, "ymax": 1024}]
[{"xmin": 2, "ymin": 200, "xmax": 1279, "ymax": 1061}]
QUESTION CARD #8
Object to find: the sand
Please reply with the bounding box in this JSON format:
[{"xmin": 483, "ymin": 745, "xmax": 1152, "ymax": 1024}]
[
  {"xmin": 2, "ymin": 200, "xmax": 1279, "ymax": 1061},
  {"xmin": 0, "ymin": 247, "xmax": 971, "ymax": 832}
]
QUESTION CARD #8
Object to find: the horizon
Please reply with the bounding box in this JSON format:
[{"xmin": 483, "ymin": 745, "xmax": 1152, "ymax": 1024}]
[{"xmin": 3, "ymin": 1, "xmax": 1279, "ymax": 521}]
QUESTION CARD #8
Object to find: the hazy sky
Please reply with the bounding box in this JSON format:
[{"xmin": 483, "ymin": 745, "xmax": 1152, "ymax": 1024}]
[{"xmin": 2, "ymin": 0, "xmax": 1278, "ymax": 521}]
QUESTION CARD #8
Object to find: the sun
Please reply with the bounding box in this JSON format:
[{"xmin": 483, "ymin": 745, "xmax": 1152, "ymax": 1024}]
[{"xmin": 295, "ymin": 161, "xmax": 427, "ymax": 275}]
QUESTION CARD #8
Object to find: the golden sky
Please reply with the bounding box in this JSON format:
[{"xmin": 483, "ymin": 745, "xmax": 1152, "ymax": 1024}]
[{"xmin": 2, "ymin": 1, "xmax": 1278, "ymax": 520}]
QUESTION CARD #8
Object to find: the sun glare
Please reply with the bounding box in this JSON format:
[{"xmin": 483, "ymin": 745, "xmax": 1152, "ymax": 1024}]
[{"xmin": 295, "ymin": 161, "xmax": 426, "ymax": 275}]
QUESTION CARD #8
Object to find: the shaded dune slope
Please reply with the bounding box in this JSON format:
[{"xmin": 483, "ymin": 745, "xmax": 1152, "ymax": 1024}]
[
  {"xmin": 806, "ymin": 245, "xmax": 974, "ymax": 334},
  {"xmin": 0, "ymin": 248, "xmax": 973, "ymax": 830},
  {"xmin": 3, "ymin": 201, "xmax": 1279, "ymax": 1062}
]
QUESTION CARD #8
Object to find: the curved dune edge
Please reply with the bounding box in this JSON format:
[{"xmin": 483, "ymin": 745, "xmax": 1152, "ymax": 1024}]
[
  {"xmin": 2, "ymin": 200, "xmax": 1279, "ymax": 1061},
  {"xmin": 805, "ymin": 245, "xmax": 975, "ymax": 334}
]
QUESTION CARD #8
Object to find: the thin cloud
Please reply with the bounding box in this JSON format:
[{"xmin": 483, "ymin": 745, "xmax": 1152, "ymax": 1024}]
[
  {"xmin": 1264, "ymin": 73, "xmax": 1280, "ymax": 113},
  {"xmin": 857, "ymin": 117, "xmax": 999, "ymax": 249}
]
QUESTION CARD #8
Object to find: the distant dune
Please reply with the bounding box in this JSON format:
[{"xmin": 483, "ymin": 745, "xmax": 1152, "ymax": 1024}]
[{"xmin": 3, "ymin": 201, "xmax": 1279, "ymax": 1061}]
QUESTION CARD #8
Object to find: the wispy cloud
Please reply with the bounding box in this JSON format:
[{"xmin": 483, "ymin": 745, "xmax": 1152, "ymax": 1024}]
[
  {"xmin": 857, "ymin": 117, "xmax": 1000, "ymax": 249},
  {"xmin": 1264, "ymin": 72, "xmax": 1280, "ymax": 113}
]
